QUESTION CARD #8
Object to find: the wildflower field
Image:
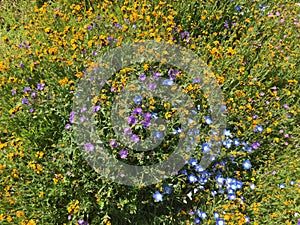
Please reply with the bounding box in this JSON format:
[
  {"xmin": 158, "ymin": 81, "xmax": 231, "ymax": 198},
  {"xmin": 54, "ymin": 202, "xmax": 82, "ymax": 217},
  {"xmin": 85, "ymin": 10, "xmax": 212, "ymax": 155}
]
[{"xmin": 0, "ymin": 0, "xmax": 299, "ymax": 224}]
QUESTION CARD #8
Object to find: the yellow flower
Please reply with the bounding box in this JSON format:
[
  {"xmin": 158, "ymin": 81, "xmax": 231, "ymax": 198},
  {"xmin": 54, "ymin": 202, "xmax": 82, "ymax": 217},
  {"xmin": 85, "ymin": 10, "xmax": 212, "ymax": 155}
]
[
  {"xmin": 16, "ymin": 211, "xmax": 25, "ymax": 218},
  {"xmin": 143, "ymin": 64, "xmax": 149, "ymax": 70},
  {"xmin": 27, "ymin": 219, "xmax": 36, "ymax": 225},
  {"xmin": 44, "ymin": 27, "xmax": 52, "ymax": 33},
  {"xmin": 226, "ymin": 47, "xmax": 236, "ymax": 56},
  {"xmin": 59, "ymin": 77, "xmax": 68, "ymax": 85},
  {"xmin": 6, "ymin": 215, "xmax": 12, "ymax": 222}
]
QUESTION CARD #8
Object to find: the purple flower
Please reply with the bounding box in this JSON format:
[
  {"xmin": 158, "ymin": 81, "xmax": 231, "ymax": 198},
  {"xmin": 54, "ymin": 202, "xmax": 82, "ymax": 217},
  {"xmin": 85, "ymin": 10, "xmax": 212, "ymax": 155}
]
[
  {"xmin": 66, "ymin": 171, "xmax": 71, "ymax": 176},
  {"xmin": 133, "ymin": 107, "xmax": 142, "ymax": 114},
  {"xmin": 110, "ymin": 139, "xmax": 118, "ymax": 148},
  {"xmin": 139, "ymin": 73, "xmax": 146, "ymax": 81},
  {"xmin": 80, "ymin": 107, "xmax": 87, "ymax": 113},
  {"xmin": 69, "ymin": 111, "xmax": 76, "ymax": 123},
  {"xmin": 92, "ymin": 105, "xmax": 101, "ymax": 112},
  {"xmin": 141, "ymin": 120, "xmax": 151, "ymax": 127},
  {"xmin": 168, "ymin": 69, "xmax": 179, "ymax": 80},
  {"xmin": 31, "ymin": 92, "xmax": 36, "ymax": 98},
  {"xmin": 127, "ymin": 115, "xmax": 137, "ymax": 125},
  {"xmin": 65, "ymin": 123, "xmax": 71, "ymax": 130},
  {"xmin": 77, "ymin": 219, "xmax": 89, "ymax": 225},
  {"xmin": 144, "ymin": 112, "xmax": 152, "ymax": 121},
  {"xmin": 22, "ymin": 98, "xmax": 30, "ymax": 105},
  {"xmin": 192, "ymin": 78, "xmax": 201, "ymax": 84},
  {"xmin": 130, "ymin": 134, "xmax": 140, "ymax": 143},
  {"xmin": 37, "ymin": 83, "xmax": 45, "ymax": 91},
  {"xmin": 124, "ymin": 127, "xmax": 132, "ymax": 135},
  {"xmin": 29, "ymin": 108, "xmax": 34, "ymax": 113},
  {"xmin": 20, "ymin": 63, "xmax": 24, "ymax": 68},
  {"xmin": 68, "ymin": 215, "xmax": 72, "ymax": 220},
  {"xmin": 93, "ymin": 51, "xmax": 98, "ymax": 56},
  {"xmin": 153, "ymin": 72, "xmax": 161, "ymax": 80},
  {"xmin": 251, "ymin": 142, "xmax": 260, "ymax": 150},
  {"xmin": 87, "ymin": 25, "xmax": 92, "ymax": 31},
  {"xmin": 23, "ymin": 87, "xmax": 31, "ymax": 93},
  {"xmin": 120, "ymin": 149, "xmax": 129, "ymax": 159},
  {"xmin": 224, "ymin": 20, "xmax": 229, "ymax": 28},
  {"xmin": 11, "ymin": 89, "xmax": 16, "ymax": 95},
  {"xmin": 84, "ymin": 143, "xmax": 94, "ymax": 152},
  {"xmin": 148, "ymin": 83, "xmax": 156, "ymax": 91},
  {"xmin": 283, "ymin": 104, "xmax": 289, "ymax": 108},
  {"xmin": 180, "ymin": 31, "xmax": 190, "ymax": 39}
]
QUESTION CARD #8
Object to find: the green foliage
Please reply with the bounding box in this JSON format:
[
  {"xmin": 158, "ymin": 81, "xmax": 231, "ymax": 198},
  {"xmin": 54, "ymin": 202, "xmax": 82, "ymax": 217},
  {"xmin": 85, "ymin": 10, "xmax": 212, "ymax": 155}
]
[{"xmin": 0, "ymin": 0, "xmax": 299, "ymax": 224}]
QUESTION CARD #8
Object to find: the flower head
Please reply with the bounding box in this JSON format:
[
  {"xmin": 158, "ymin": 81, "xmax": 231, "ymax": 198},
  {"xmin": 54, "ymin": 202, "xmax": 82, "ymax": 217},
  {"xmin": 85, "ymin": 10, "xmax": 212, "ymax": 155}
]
[
  {"xmin": 120, "ymin": 150, "xmax": 129, "ymax": 159},
  {"xmin": 84, "ymin": 143, "xmax": 94, "ymax": 152},
  {"xmin": 153, "ymin": 191, "xmax": 163, "ymax": 202}
]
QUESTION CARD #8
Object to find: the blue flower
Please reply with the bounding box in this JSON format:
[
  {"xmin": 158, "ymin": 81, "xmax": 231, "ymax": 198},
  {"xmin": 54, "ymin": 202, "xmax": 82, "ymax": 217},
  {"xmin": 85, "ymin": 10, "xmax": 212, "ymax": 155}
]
[
  {"xmin": 279, "ymin": 183, "xmax": 286, "ymax": 189},
  {"xmin": 181, "ymin": 170, "xmax": 187, "ymax": 175},
  {"xmin": 188, "ymin": 174, "xmax": 198, "ymax": 183},
  {"xmin": 194, "ymin": 217, "xmax": 201, "ymax": 224},
  {"xmin": 216, "ymin": 218, "xmax": 225, "ymax": 225},
  {"xmin": 134, "ymin": 95, "xmax": 142, "ymax": 104},
  {"xmin": 222, "ymin": 138, "xmax": 232, "ymax": 149},
  {"xmin": 242, "ymin": 159, "xmax": 252, "ymax": 170},
  {"xmin": 235, "ymin": 5, "xmax": 242, "ymax": 12},
  {"xmin": 254, "ymin": 125, "xmax": 263, "ymax": 132},
  {"xmin": 216, "ymin": 175, "xmax": 224, "ymax": 186},
  {"xmin": 250, "ymin": 183, "xmax": 256, "ymax": 190},
  {"xmin": 202, "ymin": 142, "xmax": 211, "ymax": 154},
  {"xmin": 153, "ymin": 191, "xmax": 163, "ymax": 202},
  {"xmin": 195, "ymin": 165, "xmax": 205, "ymax": 173},
  {"xmin": 204, "ymin": 116, "xmax": 213, "ymax": 125},
  {"xmin": 189, "ymin": 158, "xmax": 198, "ymax": 167},
  {"xmin": 163, "ymin": 185, "xmax": 173, "ymax": 194},
  {"xmin": 151, "ymin": 112, "xmax": 158, "ymax": 119},
  {"xmin": 154, "ymin": 131, "xmax": 164, "ymax": 141},
  {"xmin": 245, "ymin": 216, "xmax": 250, "ymax": 223},
  {"xmin": 220, "ymin": 104, "xmax": 227, "ymax": 111},
  {"xmin": 236, "ymin": 180, "xmax": 243, "ymax": 189},
  {"xmin": 228, "ymin": 193, "xmax": 236, "ymax": 200},
  {"xmin": 259, "ymin": 4, "xmax": 267, "ymax": 11},
  {"xmin": 213, "ymin": 212, "xmax": 220, "ymax": 219},
  {"xmin": 198, "ymin": 211, "xmax": 207, "ymax": 220},
  {"xmin": 172, "ymin": 127, "xmax": 182, "ymax": 134},
  {"xmin": 233, "ymin": 138, "xmax": 240, "ymax": 146},
  {"xmin": 223, "ymin": 129, "xmax": 232, "ymax": 137},
  {"xmin": 162, "ymin": 79, "xmax": 174, "ymax": 86}
]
